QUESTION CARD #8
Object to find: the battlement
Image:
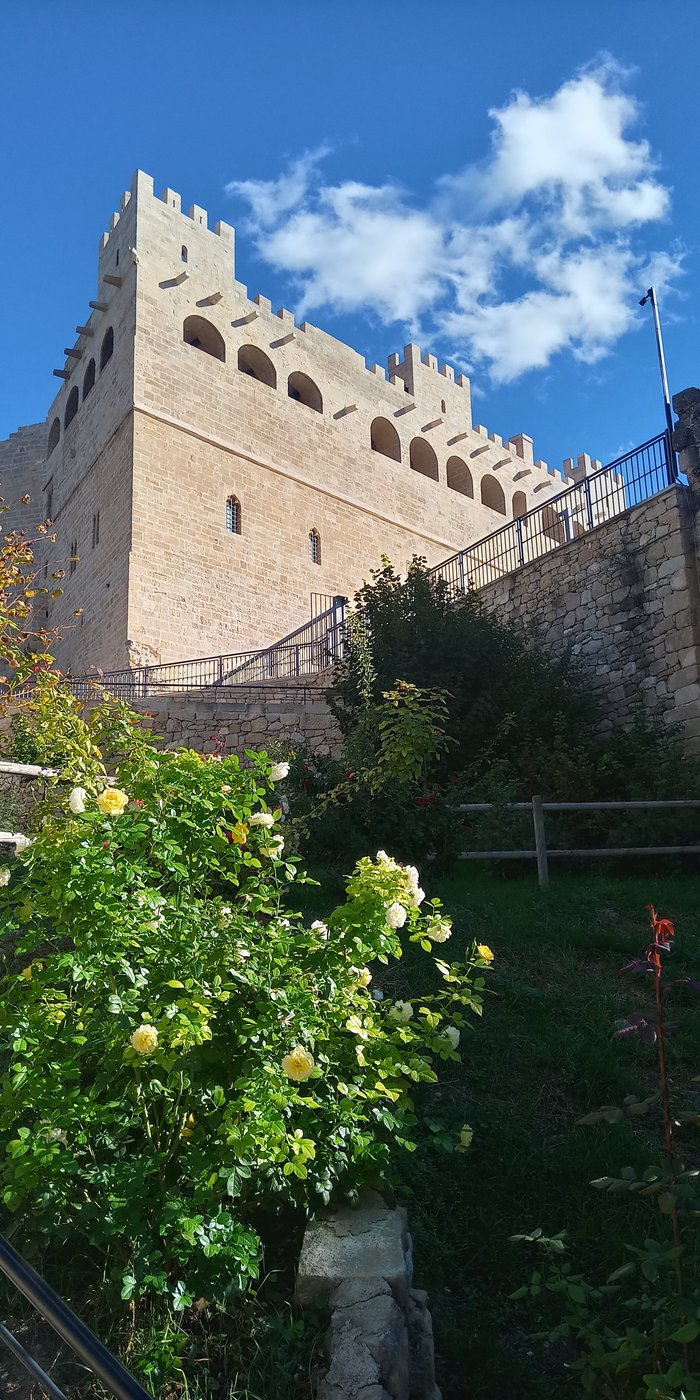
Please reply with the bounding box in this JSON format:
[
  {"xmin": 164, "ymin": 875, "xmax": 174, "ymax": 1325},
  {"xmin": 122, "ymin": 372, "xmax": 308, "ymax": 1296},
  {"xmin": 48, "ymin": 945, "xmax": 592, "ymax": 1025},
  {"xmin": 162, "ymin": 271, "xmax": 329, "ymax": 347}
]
[{"xmin": 100, "ymin": 171, "xmax": 235, "ymax": 252}]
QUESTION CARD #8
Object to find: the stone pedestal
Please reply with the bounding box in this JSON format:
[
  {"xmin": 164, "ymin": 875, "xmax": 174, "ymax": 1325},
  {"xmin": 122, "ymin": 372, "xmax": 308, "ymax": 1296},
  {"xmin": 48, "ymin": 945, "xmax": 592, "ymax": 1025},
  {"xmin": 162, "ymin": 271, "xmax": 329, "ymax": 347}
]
[{"xmin": 295, "ymin": 1191, "xmax": 441, "ymax": 1400}]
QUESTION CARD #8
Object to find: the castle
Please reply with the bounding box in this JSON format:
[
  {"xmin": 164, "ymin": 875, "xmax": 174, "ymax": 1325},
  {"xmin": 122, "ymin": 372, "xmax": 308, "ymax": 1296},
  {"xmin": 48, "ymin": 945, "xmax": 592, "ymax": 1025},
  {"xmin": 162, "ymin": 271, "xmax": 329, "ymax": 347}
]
[{"xmin": 1, "ymin": 170, "xmax": 608, "ymax": 678}]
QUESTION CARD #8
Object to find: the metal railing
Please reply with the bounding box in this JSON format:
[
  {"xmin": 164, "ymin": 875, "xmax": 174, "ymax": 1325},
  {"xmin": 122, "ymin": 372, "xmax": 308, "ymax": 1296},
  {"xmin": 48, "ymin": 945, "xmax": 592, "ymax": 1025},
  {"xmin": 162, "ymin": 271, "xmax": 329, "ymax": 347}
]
[
  {"xmin": 69, "ymin": 596, "xmax": 348, "ymax": 701},
  {"xmin": 430, "ymin": 431, "xmax": 676, "ymax": 593},
  {"xmin": 456, "ymin": 794, "xmax": 700, "ymax": 888},
  {"xmin": 0, "ymin": 1233, "xmax": 151, "ymax": 1399}
]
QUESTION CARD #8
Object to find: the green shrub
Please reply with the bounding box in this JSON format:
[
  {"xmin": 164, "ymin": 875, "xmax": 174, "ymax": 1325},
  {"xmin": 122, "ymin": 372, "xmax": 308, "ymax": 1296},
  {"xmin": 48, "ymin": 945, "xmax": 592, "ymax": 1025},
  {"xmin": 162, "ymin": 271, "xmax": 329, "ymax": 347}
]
[
  {"xmin": 0, "ymin": 686, "xmax": 485, "ymax": 1371},
  {"xmin": 288, "ymin": 557, "xmax": 700, "ymax": 867}
]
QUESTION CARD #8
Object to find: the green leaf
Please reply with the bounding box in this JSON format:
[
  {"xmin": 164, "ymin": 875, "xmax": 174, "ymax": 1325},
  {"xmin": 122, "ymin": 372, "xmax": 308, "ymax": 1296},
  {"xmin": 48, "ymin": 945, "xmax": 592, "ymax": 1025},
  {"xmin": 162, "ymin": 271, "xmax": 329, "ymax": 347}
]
[{"xmin": 670, "ymin": 1320, "xmax": 700, "ymax": 1343}]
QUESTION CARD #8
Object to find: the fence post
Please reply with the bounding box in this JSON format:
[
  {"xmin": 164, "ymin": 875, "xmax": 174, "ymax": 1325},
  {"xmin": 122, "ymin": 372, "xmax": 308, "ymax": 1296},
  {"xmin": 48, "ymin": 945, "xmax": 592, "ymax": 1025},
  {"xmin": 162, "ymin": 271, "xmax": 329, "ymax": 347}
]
[
  {"xmin": 515, "ymin": 519, "xmax": 525, "ymax": 567},
  {"xmin": 458, "ymin": 551, "xmax": 466, "ymax": 594},
  {"xmin": 531, "ymin": 795, "xmax": 549, "ymax": 890},
  {"xmin": 583, "ymin": 478, "xmax": 594, "ymax": 531}
]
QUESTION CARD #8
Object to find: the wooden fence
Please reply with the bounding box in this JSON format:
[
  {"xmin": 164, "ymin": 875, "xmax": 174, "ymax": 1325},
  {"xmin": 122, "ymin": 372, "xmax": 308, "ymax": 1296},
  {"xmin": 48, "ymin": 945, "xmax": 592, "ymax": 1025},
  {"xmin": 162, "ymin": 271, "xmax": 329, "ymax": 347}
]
[{"xmin": 456, "ymin": 797, "xmax": 700, "ymax": 888}]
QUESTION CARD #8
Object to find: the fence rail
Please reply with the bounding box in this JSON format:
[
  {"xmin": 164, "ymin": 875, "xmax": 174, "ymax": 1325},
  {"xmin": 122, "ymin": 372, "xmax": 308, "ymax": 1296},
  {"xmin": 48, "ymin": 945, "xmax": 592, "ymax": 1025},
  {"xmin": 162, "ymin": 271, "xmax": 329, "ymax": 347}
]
[
  {"xmin": 0, "ymin": 1233, "xmax": 151, "ymax": 1400},
  {"xmin": 68, "ymin": 596, "xmax": 348, "ymax": 701},
  {"xmin": 430, "ymin": 431, "xmax": 675, "ymax": 593},
  {"xmin": 456, "ymin": 794, "xmax": 700, "ymax": 888}
]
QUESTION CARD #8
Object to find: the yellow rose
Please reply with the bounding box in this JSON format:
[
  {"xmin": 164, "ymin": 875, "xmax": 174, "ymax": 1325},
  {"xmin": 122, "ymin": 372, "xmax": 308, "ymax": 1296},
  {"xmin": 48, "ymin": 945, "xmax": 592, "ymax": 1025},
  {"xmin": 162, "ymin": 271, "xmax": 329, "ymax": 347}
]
[
  {"xmin": 130, "ymin": 1024, "xmax": 159, "ymax": 1055},
  {"xmin": 97, "ymin": 788, "xmax": 129, "ymax": 817},
  {"xmin": 355, "ymin": 967, "xmax": 372, "ymax": 987},
  {"xmin": 21, "ymin": 966, "xmax": 32, "ymax": 980},
  {"xmin": 228, "ymin": 822, "xmax": 248, "ymax": 846},
  {"xmin": 477, "ymin": 944, "xmax": 494, "ymax": 963},
  {"xmin": 282, "ymin": 1045, "xmax": 315, "ymax": 1082}
]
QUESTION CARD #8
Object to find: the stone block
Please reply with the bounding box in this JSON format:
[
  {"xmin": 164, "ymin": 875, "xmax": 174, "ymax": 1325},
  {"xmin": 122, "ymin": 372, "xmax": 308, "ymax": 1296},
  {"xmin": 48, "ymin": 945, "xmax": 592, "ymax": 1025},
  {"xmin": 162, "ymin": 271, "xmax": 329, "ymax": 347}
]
[
  {"xmin": 296, "ymin": 1191, "xmax": 412, "ymax": 1308},
  {"xmin": 674, "ymin": 682, "xmax": 700, "ymax": 707},
  {"xmin": 328, "ymin": 1293, "xmax": 409, "ymax": 1399},
  {"xmin": 407, "ymin": 1290, "xmax": 441, "ymax": 1400}
]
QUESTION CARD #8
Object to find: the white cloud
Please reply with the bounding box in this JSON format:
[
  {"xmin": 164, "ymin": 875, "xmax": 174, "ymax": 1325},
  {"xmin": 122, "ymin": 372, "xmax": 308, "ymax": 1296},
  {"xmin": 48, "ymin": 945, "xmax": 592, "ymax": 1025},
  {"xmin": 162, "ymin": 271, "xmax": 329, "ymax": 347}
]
[{"xmin": 226, "ymin": 62, "xmax": 681, "ymax": 383}]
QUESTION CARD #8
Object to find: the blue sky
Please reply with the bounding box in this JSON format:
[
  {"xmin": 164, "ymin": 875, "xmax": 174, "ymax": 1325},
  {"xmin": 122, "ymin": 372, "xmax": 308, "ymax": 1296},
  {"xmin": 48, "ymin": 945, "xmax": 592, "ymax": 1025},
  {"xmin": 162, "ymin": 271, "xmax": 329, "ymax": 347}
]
[{"xmin": 3, "ymin": 1, "xmax": 700, "ymax": 475}]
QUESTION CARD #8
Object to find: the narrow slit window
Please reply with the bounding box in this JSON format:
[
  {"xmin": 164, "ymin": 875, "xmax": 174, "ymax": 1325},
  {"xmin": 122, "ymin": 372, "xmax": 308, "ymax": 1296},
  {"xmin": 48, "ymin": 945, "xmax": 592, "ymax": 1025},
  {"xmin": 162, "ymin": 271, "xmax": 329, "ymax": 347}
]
[
  {"xmin": 181, "ymin": 245, "xmax": 188, "ymax": 263},
  {"xmin": 69, "ymin": 539, "xmax": 78, "ymax": 575},
  {"xmin": 308, "ymin": 528, "xmax": 321, "ymax": 565},
  {"xmin": 226, "ymin": 495, "xmax": 241, "ymax": 534},
  {"xmin": 92, "ymin": 511, "xmax": 100, "ymax": 548}
]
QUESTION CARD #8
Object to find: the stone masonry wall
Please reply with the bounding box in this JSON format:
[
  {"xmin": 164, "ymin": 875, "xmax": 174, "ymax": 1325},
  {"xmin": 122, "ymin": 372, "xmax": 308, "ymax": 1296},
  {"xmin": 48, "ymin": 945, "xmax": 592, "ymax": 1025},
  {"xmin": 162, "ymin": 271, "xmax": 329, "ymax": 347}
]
[
  {"xmin": 130, "ymin": 683, "xmax": 342, "ymax": 758},
  {"xmin": 0, "ymin": 423, "xmax": 46, "ymax": 539},
  {"xmin": 478, "ymin": 484, "xmax": 700, "ymax": 751}
]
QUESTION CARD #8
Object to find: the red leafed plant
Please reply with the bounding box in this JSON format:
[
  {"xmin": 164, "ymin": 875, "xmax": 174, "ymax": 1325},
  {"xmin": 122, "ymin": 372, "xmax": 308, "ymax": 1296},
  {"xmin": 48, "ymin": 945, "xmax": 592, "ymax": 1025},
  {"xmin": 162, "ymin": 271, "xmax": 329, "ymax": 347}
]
[{"xmin": 512, "ymin": 906, "xmax": 700, "ymax": 1399}]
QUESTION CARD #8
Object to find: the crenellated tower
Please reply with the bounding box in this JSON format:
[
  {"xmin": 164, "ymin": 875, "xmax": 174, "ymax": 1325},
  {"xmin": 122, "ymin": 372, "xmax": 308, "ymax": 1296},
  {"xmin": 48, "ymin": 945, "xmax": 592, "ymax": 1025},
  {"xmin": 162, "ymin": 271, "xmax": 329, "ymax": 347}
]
[{"xmin": 2, "ymin": 170, "xmax": 608, "ymax": 676}]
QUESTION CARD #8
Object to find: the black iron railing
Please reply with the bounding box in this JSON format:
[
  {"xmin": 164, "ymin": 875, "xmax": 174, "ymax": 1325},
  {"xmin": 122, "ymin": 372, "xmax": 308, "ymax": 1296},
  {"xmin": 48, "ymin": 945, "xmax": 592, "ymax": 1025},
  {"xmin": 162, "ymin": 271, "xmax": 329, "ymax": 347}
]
[
  {"xmin": 0, "ymin": 1233, "xmax": 151, "ymax": 1398},
  {"xmin": 430, "ymin": 431, "xmax": 675, "ymax": 593},
  {"xmin": 69, "ymin": 596, "xmax": 348, "ymax": 701}
]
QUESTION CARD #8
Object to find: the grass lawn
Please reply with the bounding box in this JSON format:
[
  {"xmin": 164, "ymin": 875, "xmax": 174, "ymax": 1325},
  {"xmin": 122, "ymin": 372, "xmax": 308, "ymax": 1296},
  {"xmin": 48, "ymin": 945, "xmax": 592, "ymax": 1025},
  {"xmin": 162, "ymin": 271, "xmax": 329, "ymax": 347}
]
[{"xmin": 298, "ymin": 865, "xmax": 700, "ymax": 1399}]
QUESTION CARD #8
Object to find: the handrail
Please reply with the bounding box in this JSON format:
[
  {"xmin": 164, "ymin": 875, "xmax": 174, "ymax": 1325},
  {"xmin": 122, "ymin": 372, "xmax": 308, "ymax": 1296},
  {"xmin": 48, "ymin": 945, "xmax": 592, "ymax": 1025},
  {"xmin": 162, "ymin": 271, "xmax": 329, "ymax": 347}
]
[
  {"xmin": 66, "ymin": 596, "xmax": 349, "ymax": 699},
  {"xmin": 430, "ymin": 431, "xmax": 674, "ymax": 593},
  {"xmin": 0, "ymin": 1233, "xmax": 152, "ymax": 1399}
]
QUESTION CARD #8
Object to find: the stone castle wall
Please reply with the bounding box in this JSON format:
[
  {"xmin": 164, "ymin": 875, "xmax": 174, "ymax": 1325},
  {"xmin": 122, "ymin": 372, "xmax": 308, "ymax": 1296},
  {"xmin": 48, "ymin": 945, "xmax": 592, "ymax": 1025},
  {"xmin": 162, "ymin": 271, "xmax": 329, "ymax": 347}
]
[{"xmin": 478, "ymin": 483, "xmax": 700, "ymax": 751}]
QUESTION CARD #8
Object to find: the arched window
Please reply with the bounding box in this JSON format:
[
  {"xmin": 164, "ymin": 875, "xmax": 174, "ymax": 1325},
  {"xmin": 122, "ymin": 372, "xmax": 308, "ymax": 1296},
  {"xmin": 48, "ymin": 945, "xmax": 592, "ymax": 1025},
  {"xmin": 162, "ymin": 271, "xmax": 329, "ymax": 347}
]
[
  {"xmin": 64, "ymin": 386, "xmax": 79, "ymax": 429},
  {"xmin": 226, "ymin": 495, "xmax": 241, "ymax": 535},
  {"xmin": 100, "ymin": 327, "xmax": 114, "ymax": 370},
  {"xmin": 308, "ymin": 528, "xmax": 321, "ymax": 565},
  {"xmin": 512, "ymin": 490, "xmax": 528, "ymax": 519},
  {"xmin": 480, "ymin": 476, "xmax": 506, "ymax": 516},
  {"xmin": 238, "ymin": 345, "xmax": 277, "ymax": 389},
  {"xmin": 446, "ymin": 456, "xmax": 473, "ymax": 498},
  {"xmin": 181, "ymin": 245, "xmax": 188, "ymax": 263},
  {"xmin": 47, "ymin": 418, "xmax": 60, "ymax": 457},
  {"xmin": 183, "ymin": 316, "xmax": 226, "ymax": 362},
  {"xmin": 288, "ymin": 372, "xmax": 323, "ymax": 413},
  {"xmin": 82, "ymin": 359, "xmax": 96, "ymax": 400},
  {"xmin": 409, "ymin": 437, "xmax": 439, "ymax": 481},
  {"xmin": 370, "ymin": 417, "xmax": 401, "ymax": 462}
]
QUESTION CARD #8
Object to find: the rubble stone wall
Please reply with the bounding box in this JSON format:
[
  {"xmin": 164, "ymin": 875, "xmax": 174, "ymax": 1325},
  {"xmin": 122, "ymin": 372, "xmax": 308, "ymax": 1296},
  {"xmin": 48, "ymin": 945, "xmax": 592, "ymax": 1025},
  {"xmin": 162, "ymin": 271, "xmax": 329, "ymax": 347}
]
[
  {"xmin": 477, "ymin": 483, "xmax": 700, "ymax": 752},
  {"xmin": 130, "ymin": 684, "xmax": 342, "ymax": 758}
]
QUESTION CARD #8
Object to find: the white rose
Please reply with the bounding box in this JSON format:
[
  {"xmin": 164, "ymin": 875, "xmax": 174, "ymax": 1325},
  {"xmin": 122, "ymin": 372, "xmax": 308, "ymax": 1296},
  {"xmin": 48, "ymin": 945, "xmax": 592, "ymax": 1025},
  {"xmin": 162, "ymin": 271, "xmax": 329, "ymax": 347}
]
[
  {"xmin": 444, "ymin": 1026, "xmax": 460, "ymax": 1049},
  {"xmin": 270, "ymin": 761, "xmax": 290, "ymax": 781},
  {"xmin": 262, "ymin": 833, "xmax": 285, "ymax": 857},
  {"xmin": 389, "ymin": 1000, "xmax": 413, "ymax": 1022},
  {"xmin": 386, "ymin": 902, "xmax": 407, "ymax": 930},
  {"xmin": 68, "ymin": 786, "xmax": 87, "ymax": 815},
  {"xmin": 14, "ymin": 835, "xmax": 32, "ymax": 854},
  {"xmin": 0, "ymin": 868, "xmax": 10, "ymax": 887},
  {"xmin": 427, "ymin": 919, "xmax": 452, "ymax": 943},
  {"xmin": 310, "ymin": 920, "xmax": 329, "ymax": 939},
  {"xmin": 376, "ymin": 850, "xmax": 399, "ymax": 869},
  {"xmin": 249, "ymin": 811, "xmax": 275, "ymax": 828},
  {"xmin": 407, "ymin": 887, "xmax": 425, "ymax": 908}
]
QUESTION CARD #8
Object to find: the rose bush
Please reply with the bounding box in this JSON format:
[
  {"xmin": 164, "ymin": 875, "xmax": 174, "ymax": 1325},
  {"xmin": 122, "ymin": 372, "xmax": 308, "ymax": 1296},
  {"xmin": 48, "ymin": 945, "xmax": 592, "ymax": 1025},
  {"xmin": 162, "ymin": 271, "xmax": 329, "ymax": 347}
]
[{"xmin": 0, "ymin": 690, "xmax": 488, "ymax": 1344}]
